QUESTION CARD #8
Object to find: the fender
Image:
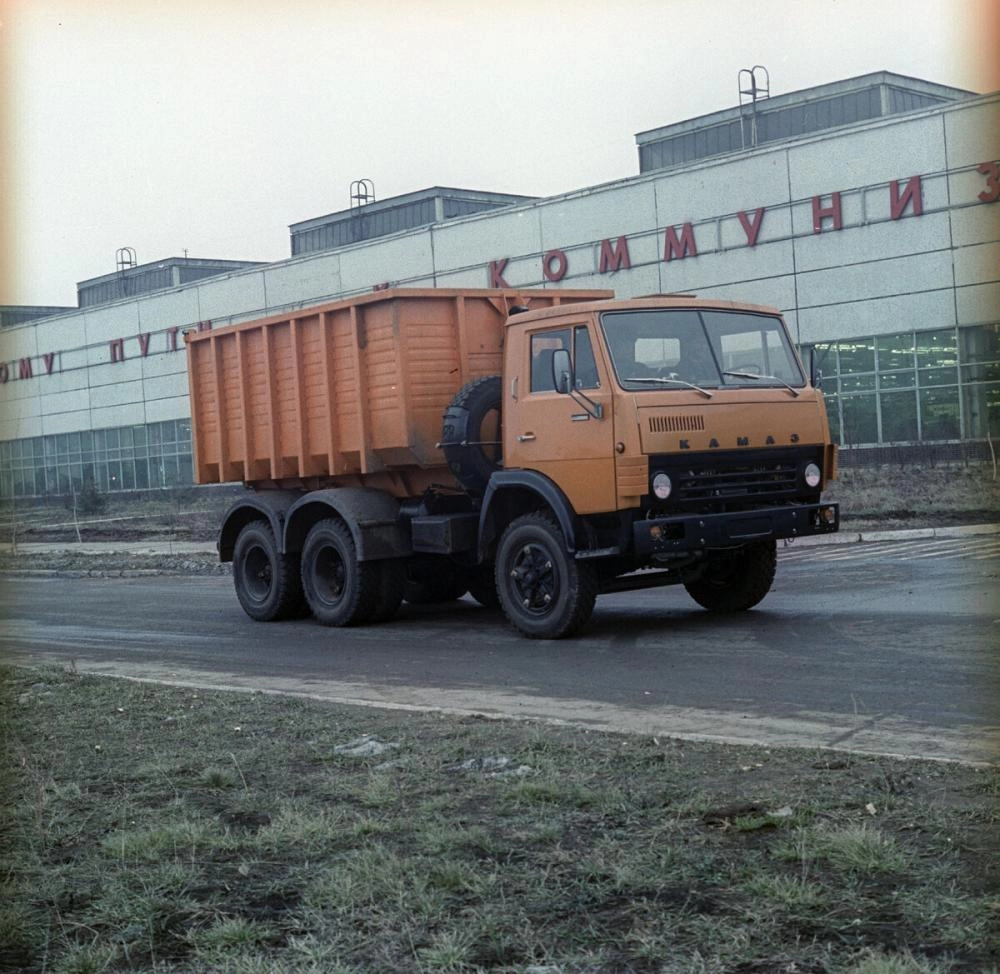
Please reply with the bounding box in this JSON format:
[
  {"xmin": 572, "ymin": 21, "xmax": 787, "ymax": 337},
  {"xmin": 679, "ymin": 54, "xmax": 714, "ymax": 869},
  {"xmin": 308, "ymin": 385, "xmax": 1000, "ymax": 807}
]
[
  {"xmin": 478, "ymin": 470, "xmax": 582, "ymax": 559},
  {"xmin": 218, "ymin": 490, "xmax": 302, "ymax": 562},
  {"xmin": 284, "ymin": 487, "xmax": 410, "ymax": 561}
]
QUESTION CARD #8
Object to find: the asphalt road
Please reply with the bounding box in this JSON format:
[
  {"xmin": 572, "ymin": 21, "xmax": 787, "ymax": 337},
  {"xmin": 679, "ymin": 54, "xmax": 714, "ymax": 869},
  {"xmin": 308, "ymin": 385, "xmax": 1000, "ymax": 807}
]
[{"xmin": 3, "ymin": 534, "xmax": 998, "ymax": 764}]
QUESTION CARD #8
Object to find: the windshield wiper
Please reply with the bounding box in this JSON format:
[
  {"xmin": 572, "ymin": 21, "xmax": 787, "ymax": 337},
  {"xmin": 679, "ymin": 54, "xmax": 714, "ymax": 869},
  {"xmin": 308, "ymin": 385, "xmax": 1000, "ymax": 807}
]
[
  {"xmin": 722, "ymin": 370, "xmax": 800, "ymax": 398},
  {"xmin": 625, "ymin": 376, "xmax": 713, "ymax": 399}
]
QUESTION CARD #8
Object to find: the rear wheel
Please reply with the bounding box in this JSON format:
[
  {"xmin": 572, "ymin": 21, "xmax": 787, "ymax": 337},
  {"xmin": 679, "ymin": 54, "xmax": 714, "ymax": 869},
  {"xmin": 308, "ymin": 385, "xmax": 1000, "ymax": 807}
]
[
  {"xmin": 301, "ymin": 519, "xmax": 380, "ymax": 626},
  {"xmin": 495, "ymin": 512, "xmax": 597, "ymax": 639},
  {"xmin": 683, "ymin": 540, "xmax": 777, "ymax": 612},
  {"xmin": 232, "ymin": 520, "xmax": 305, "ymax": 621}
]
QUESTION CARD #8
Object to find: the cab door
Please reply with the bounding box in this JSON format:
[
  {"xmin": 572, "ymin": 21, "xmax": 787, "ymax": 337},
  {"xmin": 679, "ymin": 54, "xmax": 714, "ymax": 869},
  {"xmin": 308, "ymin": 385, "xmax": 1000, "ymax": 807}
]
[{"xmin": 503, "ymin": 321, "xmax": 616, "ymax": 515}]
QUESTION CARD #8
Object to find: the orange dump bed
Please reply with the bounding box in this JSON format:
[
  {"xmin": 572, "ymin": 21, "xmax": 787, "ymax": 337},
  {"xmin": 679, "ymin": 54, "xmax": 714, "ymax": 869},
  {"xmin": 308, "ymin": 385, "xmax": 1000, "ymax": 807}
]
[{"xmin": 186, "ymin": 287, "xmax": 608, "ymax": 489}]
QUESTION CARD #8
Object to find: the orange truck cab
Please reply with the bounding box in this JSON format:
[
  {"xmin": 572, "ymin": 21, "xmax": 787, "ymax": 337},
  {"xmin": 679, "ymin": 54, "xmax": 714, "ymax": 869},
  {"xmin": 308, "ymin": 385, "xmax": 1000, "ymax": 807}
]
[{"xmin": 188, "ymin": 288, "xmax": 838, "ymax": 638}]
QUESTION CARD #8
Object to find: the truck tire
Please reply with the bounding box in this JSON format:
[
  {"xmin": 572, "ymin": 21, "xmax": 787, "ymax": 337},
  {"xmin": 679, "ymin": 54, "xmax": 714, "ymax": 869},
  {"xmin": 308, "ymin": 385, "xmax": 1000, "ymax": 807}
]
[
  {"xmin": 495, "ymin": 512, "xmax": 597, "ymax": 639},
  {"xmin": 232, "ymin": 520, "xmax": 305, "ymax": 622},
  {"xmin": 404, "ymin": 558, "xmax": 468, "ymax": 604},
  {"xmin": 441, "ymin": 375, "xmax": 502, "ymax": 494},
  {"xmin": 301, "ymin": 518, "xmax": 380, "ymax": 626},
  {"xmin": 683, "ymin": 540, "xmax": 777, "ymax": 612}
]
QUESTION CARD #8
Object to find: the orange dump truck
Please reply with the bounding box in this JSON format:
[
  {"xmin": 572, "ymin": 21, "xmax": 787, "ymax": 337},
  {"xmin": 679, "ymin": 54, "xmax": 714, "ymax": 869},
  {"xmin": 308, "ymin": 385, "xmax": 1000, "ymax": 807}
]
[{"xmin": 187, "ymin": 287, "xmax": 838, "ymax": 638}]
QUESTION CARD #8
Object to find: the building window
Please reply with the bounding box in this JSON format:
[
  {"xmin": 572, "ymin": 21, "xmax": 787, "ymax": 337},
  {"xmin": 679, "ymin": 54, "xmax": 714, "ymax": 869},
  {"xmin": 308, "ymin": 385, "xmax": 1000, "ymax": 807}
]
[{"xmin": 804, "ymin": 324, "xmax": 999, "ymax": 448}]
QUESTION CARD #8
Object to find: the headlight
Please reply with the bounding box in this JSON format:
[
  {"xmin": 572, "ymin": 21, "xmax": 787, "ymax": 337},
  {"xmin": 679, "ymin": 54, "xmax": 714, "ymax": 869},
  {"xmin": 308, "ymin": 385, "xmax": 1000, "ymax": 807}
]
[
  {"xmin": 652, "ymin": 472, "xmax": 672, "ymax": 500},
  {"xmin": 803, "ymin": 462, "xmax": 822, "ymax": 488}
]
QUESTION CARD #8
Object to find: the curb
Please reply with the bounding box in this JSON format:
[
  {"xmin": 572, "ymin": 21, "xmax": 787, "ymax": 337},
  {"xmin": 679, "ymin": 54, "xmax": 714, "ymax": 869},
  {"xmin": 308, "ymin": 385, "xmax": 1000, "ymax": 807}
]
[{"xmin": 790, "ymin": 522, "xmax": 1000, "ymax": 547}]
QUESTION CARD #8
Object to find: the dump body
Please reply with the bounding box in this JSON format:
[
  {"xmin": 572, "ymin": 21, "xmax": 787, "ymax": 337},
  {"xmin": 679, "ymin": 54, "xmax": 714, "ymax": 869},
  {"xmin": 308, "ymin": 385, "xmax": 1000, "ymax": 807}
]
[{"xmin": 187, "ymin": 287, "xmax": 609, "ymax": 494}]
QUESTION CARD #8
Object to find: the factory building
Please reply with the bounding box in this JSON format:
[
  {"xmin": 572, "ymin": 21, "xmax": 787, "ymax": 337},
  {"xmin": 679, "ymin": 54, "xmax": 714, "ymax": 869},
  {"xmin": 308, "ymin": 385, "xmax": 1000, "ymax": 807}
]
[{"xmin": 1, "ymin": 70, "xmax": 997, "ymax": 499}]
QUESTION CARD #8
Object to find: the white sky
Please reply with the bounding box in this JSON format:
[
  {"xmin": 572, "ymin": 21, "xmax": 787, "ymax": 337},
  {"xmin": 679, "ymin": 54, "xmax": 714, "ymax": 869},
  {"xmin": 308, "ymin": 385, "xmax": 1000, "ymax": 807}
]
[{"xmin": 2, "ymin": 0, "xmax": 998, "ymax": 307}]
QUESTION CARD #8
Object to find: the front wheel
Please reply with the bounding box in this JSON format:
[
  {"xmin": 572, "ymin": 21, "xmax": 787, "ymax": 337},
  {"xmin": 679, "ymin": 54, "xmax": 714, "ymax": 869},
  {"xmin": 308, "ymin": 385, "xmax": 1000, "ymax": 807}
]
[
  {"xmin": 301, "ymin": 519, "xmax": 380, "ymax": 626},
  {"xmin": 495, "ymin": 513, "xmax": 597, "ymax": 639},
  {"xmin": 683, "ymin": 540, "xmax": 777, "ymax": 612}
]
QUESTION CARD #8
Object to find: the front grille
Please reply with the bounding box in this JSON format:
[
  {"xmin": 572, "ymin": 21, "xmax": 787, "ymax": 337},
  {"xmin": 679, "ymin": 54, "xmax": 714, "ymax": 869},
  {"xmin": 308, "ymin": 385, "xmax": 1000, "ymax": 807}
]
[{"xmin": 654, "ymin": 447, "xmax": 822, "ymax": 513}]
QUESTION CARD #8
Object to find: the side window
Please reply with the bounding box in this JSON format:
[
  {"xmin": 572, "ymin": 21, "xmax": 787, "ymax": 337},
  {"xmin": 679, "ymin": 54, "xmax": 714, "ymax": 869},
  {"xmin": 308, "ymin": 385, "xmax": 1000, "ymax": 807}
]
[
  {"xmin": 530, "ymin": 329, "xmax": 570, "ymax": 393},
  {"xmin": 574, "ymin": 326, "xmax": 600, "ymax": 389}
]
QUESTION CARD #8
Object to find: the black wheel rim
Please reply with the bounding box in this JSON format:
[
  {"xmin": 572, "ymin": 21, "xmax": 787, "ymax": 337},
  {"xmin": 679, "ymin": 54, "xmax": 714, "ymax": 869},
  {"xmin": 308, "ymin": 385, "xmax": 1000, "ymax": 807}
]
[
  {"xmin": 243, "ymin": 544, "xmax": 273, "ymax": 602},
  {"xmin": 509, "ymin": 541, "xmax": 557, "ymax": 616},
  {"xmin": 313, "ymin": 543, "xmax": 347, "ymax": 605}
]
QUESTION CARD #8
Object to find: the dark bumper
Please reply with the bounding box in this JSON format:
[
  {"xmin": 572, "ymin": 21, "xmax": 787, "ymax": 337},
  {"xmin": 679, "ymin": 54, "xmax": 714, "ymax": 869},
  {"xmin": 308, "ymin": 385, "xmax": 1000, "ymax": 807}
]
[{"xmin": 632, "ymin": 503, "xmax": 839, "ymax": 557}]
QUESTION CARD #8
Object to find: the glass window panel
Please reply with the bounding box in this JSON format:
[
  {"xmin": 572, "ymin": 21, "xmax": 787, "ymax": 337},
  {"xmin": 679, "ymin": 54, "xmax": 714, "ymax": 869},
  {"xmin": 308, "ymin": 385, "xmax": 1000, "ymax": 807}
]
[
  {"xmin": 135, "ymin": 459, "xmax": 149, "ymax": 490},
  {"xmin": 876, "ymin": 332, "xmax": 914, "ymax": 371},
  {"xmin": 80, "ymin": 431, "xmax": 93, "ymax": 453},
  {"xmin": 530, "ymin": 329, "xmax": 570, "ymax": 393},
  {"xmin": 919, "ymin": 387, "xmax": 960, "ymax": 440},
  {"xmin": 837, "ymin": 339, "xmax": 875, "ymax": 374},
  {"xmin": 573, "ymin": 326, "xmax": 600, "ymax": 389},
  {"xmin": 878, "ymin": 371, "xmax": 915, "ymax": 389},
  {"xmin": 121, "ymin": 461, "xmax": 135, "ymax": 490},
  {"xmin": 162, "ymin": 456, "xmax": 179, "ymax": 486},
  {"xmin": 823, "ymin": 393, "xmax": 841, "ymax": 443},
  {"xmin": 106, "ymin": 462, "xmax": 122, "ymax": 490},
  {"xmin": 960, "ymin": 324, "xmax": 999, "ymax": 364},
  {"xmin": 840, "ymin": 373, "xmax": 876, "ymax": 392},
  {"xmin": 918, "ymin": 367, "xmax": 958, "ymax": 387},
  {"xmin": 133, "ymin": 426, "xmax": 146, "ymax": 447},
  {"xmin": 105, "ymin": 428, "xmax": 119, "ymax": 449},
  {"xmin": 961, "ymin": 362, "xmax": 1000, "ymax": 383},
  {"xmin": 178, "ymin": 454, "xmax": 193, "ymax": 485},
  {"xmin": 56, "ymin": 434, "xmax": 69, "ymax": 454},
  {"xmin": 67, "ymin": 432, "xmax": 81, "ymax": 452},
  {"xmin": 148, "ymin": 424, "xmax": 161, "ymax": 447},
  {"xmin": 880, "ymin": 390, "xmax": 919, "ymax": 441},
  {"xmin": 177, "ymin": 421, "xmax": 192, "ymax": 445},
  {"xmin": 915, "ymin": 329, "xmax": 957, "ymax": 369},
  {"xmin": 841, "ymin": 394, "xmax": 878, "ymax": 445},
  {"xmin": 119, "ymin": 427, "xmax": 133, "ymax": 449}
]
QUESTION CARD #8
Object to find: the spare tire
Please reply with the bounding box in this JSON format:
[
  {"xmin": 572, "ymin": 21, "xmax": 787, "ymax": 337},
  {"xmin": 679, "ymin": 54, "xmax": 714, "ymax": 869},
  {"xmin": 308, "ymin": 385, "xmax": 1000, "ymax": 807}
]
[{"xmin": 441, "ymin": 375, "xmax": 502, "ymax": 494}]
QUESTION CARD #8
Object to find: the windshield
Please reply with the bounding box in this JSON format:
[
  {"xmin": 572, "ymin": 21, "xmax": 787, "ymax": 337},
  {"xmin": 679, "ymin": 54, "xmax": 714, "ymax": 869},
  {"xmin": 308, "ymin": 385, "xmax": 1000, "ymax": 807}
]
[{"xmin": 600, "ymin": 309, "xmax": 805, "ymax": 391}]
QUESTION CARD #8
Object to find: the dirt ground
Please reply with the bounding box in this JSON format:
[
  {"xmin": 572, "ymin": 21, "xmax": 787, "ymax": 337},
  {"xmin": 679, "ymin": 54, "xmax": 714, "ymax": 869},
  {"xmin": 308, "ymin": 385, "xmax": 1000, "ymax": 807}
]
[{"xmin": 0, "ymin": 464, "xmax": 997, "ymax": 578}]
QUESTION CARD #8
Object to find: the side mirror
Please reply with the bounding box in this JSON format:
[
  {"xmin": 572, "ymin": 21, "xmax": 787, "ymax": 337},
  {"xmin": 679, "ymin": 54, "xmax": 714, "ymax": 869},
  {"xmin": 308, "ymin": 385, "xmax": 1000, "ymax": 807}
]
[{"xmin": 552, "ymin": 348, "xmax": 573, "ymax": 394}]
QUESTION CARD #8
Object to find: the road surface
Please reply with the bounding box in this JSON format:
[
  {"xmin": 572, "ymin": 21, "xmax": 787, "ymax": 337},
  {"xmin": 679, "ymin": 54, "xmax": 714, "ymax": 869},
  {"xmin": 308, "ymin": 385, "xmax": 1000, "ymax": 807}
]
[{"xmin": 3, "ymin": 534, "xmax": 998, "ymax": 764}]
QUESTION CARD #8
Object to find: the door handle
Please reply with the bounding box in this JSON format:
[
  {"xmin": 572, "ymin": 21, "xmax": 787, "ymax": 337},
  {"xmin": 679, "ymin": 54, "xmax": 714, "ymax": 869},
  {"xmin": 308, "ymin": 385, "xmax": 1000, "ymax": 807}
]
[{"xmin": 516, "ymin": 433, "xmax": 536, "ymax": 442}]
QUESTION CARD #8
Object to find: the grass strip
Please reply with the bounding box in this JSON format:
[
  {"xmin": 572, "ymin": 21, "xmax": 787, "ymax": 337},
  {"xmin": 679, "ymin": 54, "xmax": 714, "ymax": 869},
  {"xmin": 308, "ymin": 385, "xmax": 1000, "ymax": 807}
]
[{"xmin": 2, "ymin": 664, "xmax": 997, "ymax": 973}]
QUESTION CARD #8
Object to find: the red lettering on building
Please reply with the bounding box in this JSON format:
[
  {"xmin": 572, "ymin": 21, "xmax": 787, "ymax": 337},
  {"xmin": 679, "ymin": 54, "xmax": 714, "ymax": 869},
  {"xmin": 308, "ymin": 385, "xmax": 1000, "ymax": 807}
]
[
  {"xmin": 812, "ymin": 193, "xmax": 843, "ymax": 233},
  {"xmin": 489, "ymin": 259, "xmax": 511, "ymax": 288},
  {"xmin": 737, "ymin": 208, "xmax": 766, "ymax": 246},
  {"xmin": 138, "ymin": 332, "xmax": 152, "ymax": 356},
  {"xmin": 197, "ymin": 320, "xmax": 212, "ymax": 332},
  {"xmin": 663, "ymin": 223, "xmax": 697, "ymax": 261},
  {"xmin": 977, "ymin": 161, "xmax": 1000, "ymax": 203},
  {"xmin": 167, "ymin": 326, "xmax": 181, "ymax": 351},
  {"xmin": 890, "ymin": 176, "xmax": 923, "ymax": 219},
  {"xmin": 0, "ymin": 363, "xmax": 8, "ymax": 384},
  {"xmin": 598, "ymin": 236, "xmax": 631, "ymax": 273},
  {"xmin": 43, "ymin": 352, "xmax": 56, "ymax": 374},
  {"xmin": 542, "ymin": 250, "xmax": 568, "ymax": 282},
  {"xmin": 109, "ymin": 338, "xmax": 125, "ymax": 363},
  {"xmin": 18, "ymin": 358, "xmax": 32, "ymax": 379}
]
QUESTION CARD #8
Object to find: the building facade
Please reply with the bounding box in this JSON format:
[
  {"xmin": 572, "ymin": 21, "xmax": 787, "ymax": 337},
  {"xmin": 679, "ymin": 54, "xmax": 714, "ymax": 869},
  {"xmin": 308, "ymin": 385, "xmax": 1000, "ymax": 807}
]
[{"xmin": 1, "ymin": 73, "xmax": 997, "ymax": 499}]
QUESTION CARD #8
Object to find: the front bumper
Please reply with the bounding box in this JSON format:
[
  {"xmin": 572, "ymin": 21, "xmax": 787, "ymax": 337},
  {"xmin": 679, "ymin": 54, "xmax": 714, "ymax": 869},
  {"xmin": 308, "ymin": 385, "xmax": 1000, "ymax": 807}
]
[{"xmin": 632, "ymin": 502, "xmax": 839, "ymax": 557}]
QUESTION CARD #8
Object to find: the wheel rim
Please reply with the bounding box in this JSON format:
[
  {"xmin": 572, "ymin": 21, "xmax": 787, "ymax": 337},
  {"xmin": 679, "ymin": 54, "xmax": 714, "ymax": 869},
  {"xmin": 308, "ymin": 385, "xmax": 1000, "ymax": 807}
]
[
  {"xmin": 243, "ymin": 544, "xmax": 273, "ymax": 602},
  {"xmin": 312, "ymin": 543, "xmax": 347, "ymax": 605},
  {"xmin": 509, "ymin": 541, "xmax": 557, "ymax": 616}
]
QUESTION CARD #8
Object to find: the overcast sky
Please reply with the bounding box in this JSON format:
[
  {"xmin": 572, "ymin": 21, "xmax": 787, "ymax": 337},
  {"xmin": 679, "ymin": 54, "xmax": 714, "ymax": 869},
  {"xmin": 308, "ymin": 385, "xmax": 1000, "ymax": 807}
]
[{"xmin": 2, "ymin": 0, "xmax": 998, "ymax": 307}]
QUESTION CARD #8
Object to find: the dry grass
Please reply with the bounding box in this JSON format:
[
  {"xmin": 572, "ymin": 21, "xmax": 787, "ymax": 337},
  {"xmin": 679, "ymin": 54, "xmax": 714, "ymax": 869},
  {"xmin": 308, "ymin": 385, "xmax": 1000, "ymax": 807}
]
[{"xmin": 3, "ymin": 665, "xmax": 997, "ymax": 973}]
